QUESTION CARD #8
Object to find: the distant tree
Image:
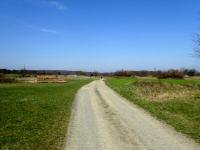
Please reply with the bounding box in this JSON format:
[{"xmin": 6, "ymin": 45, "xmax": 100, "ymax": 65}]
[
  {"xmin": 156, "ymin": 69, "xmax": 184, "ymax": 79},
  {"xmin": 187, "ymin": 69, "xmax": 197, "ymax": 76},
  {"xmin": 182, "ymin": 69, "xmax": 197, "ymax": 76},
  {"xmin": 93, "ymin": 71, "xmax": 99, "ymax": 77}
]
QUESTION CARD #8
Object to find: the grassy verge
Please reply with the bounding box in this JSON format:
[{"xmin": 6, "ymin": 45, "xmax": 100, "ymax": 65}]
[
  {"xmin": 106, "ymin": 77, "xmax": 200, "ymax": 143},
  {"xmin": 0, "ymin": 79, "xmax": 92, "ymax": 150}
]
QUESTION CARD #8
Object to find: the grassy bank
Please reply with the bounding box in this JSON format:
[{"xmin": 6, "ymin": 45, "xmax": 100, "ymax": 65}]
[
  {"xmin": 0, "ymin": 79, "xmax": 92, "ymax": 150},
  {"xmin": 106, "ymin": 77, "xmax": 200, "ymax": 143}
]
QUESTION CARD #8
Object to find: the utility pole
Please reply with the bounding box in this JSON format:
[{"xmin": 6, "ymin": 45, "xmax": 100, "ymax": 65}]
[{"xmin": 23, "ymin": 64, "xmax": 26, "ymax": 71}]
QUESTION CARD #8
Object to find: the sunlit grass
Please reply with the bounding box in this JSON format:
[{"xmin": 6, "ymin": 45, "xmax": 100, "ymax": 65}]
[
  {"xmin": 0, "ymin": 79, "xmax": 92, "ymax": 150},
  {"xmin": 106, "ymin": 77, "xmax": 200, "ymax": 143}
]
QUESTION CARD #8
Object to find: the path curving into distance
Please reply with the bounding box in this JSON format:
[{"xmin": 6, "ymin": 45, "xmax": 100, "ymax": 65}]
[{"xmin": 64, "ymin": 80, "xmax": 200, "ymax": 150}]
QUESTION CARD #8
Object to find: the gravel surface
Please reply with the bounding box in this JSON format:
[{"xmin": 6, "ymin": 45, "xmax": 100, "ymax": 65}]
[{"xmin": 64, "ymin": 80, "xmax": 200, "ymax": 150}]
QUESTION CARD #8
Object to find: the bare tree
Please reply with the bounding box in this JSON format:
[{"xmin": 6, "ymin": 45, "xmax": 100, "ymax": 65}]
[{"xmin": 194, "ymin": 34, "xmax": 200, "ymax": 58}]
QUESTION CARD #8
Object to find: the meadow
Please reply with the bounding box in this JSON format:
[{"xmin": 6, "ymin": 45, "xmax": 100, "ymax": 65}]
[
  {"xmin": 106, "ymin": 77, "xmax": 200, "ymax": 143},
  {"xmin": 0, "ymin": 79, "xmax": 92, "ymax": 150}
]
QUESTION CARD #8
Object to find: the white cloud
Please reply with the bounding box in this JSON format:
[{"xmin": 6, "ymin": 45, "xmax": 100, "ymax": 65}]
[
  {"xmin": 24, "ymin": 0, "xmax": 67, "ymax": 11},
  {"xmin": 47, "ymin": 1, "xmax": 67, "ymax": 10},
  {"xmin": 40, "ymin": 28, "xmax": 58, "ymax": 34}
]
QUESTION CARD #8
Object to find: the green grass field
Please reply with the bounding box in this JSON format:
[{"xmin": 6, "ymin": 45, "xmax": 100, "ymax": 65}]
[
  {"xmin": 106, "ymin": 77, "xmax": 200, "ymax": 143},
  {"xmin": 0, "ymin": 79, "xmax": 92, "ymax": 150}
]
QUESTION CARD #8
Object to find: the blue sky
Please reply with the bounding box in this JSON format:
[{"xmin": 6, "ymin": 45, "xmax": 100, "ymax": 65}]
[{"xmin": 0, "ymin": 0, "xmax": 200, "ymax": 72}]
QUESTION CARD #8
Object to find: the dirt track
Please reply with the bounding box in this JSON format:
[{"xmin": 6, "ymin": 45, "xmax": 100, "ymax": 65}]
[{"xmin": 64, "ymin": 80, "xmax": 200, "ymax": 150}]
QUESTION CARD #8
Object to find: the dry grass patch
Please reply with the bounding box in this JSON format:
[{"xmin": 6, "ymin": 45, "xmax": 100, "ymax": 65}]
[{"xmin": 133, "ymin": 81, "xmax": 200, "ymax": 101}]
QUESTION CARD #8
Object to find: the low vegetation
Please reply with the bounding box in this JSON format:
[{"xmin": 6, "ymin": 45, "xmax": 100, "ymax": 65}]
[
  {"xmin": 113, "ymin": 69, "xmax": 199, "ymax": 78},
  {"xmin": 0, "ymin": 74, "xmax": 16, "ymax": 83},
  {"xmin": 156, "ymin": 70, "xmax": 184, "ymax": 79},
  {"xmin": 133, "ymin": 79, "xmax": 200, "ymax": 101},
  {"xmin": 106, "ymin": 77, "xmax": 200, "ymax": 143},
  {"xmin": 0, "ymin": 79, "xmax": 92, "ymax": 150}
]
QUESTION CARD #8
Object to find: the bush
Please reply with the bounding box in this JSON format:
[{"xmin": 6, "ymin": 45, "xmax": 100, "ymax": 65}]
[
  {"xmin": 0, "ymin": 73, "xmax": 16, "ymax": 83},
  {"xmin": 182, "ymin": 69, "xmax": 197, "ymax": 77},
  {"xmin": 114, "ymin": 70, "xmax": 133, "ymax": 77},
  {"xmin": 0, "ymin": 78, "xmax": 16, "ymax": 83},
  {"xmin": 157, "ymin": 70, "xmax": 184, "ymax": 79}
]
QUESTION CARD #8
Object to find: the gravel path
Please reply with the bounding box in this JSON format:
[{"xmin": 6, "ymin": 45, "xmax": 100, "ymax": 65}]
[{"xmin": 64, "ymin": 80, "xmax": 200, "ymax": 150}]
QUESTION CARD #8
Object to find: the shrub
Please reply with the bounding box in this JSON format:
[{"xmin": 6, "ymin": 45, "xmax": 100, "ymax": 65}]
[
  {"xmin": 0, "ymin": 78, "xmax": 16, "ymax": 83},
  {"xmin": 157, "ymin": 70, "xmax": 184, "ymax": 79},
  {"xmin": 182, "ymin": 69, "xmax": 197, "ymax": 77},
  {"xmin": 0, "ymin": 73, "xmax": 16, "ymax": 83}
]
